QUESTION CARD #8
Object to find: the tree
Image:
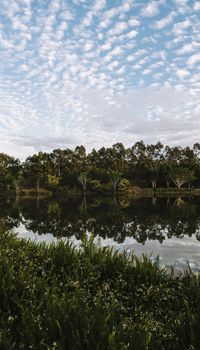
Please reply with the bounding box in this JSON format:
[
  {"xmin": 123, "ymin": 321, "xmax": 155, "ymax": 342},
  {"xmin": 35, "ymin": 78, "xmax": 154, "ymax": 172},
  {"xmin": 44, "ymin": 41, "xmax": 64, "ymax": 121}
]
[
  {"xmin": 161, "ymin": 159, "xmax": 173, "ymax": 188},
  {"xmin": 74, "ymin": 146, "xmax": 87, "ymax": 173},
  {"xmin": 50, "ymin": 149, "xmax": 65, "ymax": 180},
  {"xmin": 141, "ymin": 142, "xmax": 163, "ymax": 189},
  {"xmin": 0, "ymin": 153, "xmax": 21, "ymax": 190},
  {"xmin": 111, "ymin": 143, "xmax": 128, "ymax": 175},
  {"xmin": 78, "ymin": 173, "xmax": 87, "ymax": 192},
  {"xmin": 23, "ymin": 152, "xmax": 49, "ymax": 190},
  {"xmin": 169, "ymin": 167, "xmax": 196, "ymax": 189},
  {"xmin": 109, "ymin": 170, "xmax": 121, "ymax": 192},
  {"xmin": 13, "ymin": 170, "xmax": 23, "ymax": 192}
]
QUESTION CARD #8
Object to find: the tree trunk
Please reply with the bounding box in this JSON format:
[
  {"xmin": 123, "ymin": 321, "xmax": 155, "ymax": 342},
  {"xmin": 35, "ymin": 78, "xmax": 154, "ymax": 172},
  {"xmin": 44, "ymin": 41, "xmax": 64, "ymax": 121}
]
[
  {"xmin": 151, "ymin": 180, "xmax": 156, "ymax": 189},
  {"xmin": 36, "ymin": 177, "xmax": 40, "ymax": 192},
  {"xmin": 111, "ymin": 180, "xmax": 118, "ymax": 192},
  {"xmin": 152, "ymin": 196, "xmax": 157, "ymax": 205}
]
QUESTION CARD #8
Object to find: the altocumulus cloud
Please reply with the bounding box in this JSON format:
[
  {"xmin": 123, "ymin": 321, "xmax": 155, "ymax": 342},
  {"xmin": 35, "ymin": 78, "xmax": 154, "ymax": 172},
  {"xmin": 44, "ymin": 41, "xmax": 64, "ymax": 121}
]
[{"xmin": 0, "ymin": 0, "xmax": 200, "ymax": 159}]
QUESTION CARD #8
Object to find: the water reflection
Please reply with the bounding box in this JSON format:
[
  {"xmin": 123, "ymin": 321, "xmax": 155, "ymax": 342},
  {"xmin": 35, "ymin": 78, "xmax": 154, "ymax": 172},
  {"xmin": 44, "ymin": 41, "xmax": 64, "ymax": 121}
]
[{"xmin": 1, "ymin": 195, "xmax": 200, "ymax": 244}]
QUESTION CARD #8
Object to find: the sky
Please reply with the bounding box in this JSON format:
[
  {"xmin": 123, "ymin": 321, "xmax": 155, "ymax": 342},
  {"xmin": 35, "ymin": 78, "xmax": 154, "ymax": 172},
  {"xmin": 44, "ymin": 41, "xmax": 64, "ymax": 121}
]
[{"xmin": 0, "ymin": 0, "xmax": 200, "ymax": 159}]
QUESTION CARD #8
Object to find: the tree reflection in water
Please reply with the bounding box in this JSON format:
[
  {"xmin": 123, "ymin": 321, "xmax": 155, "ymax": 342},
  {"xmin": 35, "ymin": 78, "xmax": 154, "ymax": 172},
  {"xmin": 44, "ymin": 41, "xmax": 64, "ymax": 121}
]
[{"xmin": 0, "ymin": 196, "xmax": 200, "ymax": 243}]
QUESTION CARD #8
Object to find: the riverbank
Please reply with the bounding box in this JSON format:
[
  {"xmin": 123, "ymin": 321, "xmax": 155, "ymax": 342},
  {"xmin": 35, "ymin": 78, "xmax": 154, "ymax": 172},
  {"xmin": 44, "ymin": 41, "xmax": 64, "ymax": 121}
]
[
  {"xmin": 2, "ymin": 186, "xmax": 200, "ymax": 199},
  {"xmin": 127, "ymin": 186, "xmax": 200, "ymax": 197},
  {"xmin": 1, "ymin": 229, "xmax": 200, "ymax": 349}
]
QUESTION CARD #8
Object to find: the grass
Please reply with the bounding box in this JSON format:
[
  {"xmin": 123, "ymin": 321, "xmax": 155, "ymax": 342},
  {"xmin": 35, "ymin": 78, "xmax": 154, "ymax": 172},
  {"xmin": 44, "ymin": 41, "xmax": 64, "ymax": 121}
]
[{"xmin": 1, "ymin": 229, "xmax": 200, "ymax": 349}]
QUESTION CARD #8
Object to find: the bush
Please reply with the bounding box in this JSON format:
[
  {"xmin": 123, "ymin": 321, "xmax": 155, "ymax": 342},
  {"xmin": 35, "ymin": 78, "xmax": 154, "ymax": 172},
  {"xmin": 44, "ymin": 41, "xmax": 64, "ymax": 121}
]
[
  {"xmin": 1, "ymin": 229, "xmax": 200, "ymax": 349},
  {"xmin": 118, "ymin": 178, "xmax": 130, "ymax": 191},
  {"xmin": 89, "ymin": 179, "xmax": 102, "ymax": 191}
]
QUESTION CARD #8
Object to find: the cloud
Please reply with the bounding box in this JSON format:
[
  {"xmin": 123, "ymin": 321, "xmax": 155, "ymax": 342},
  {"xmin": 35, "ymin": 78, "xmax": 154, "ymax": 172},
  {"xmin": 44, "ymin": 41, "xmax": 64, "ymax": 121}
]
[
  {"xmin": 0, "ymin": 34, "xmax": 13, "ymax": 49},
  {"xmin": 187, "ymin": 53, "xmax": 200, "ymax": 66},
  {"xmin": 1, "ymin": 80, "xmax": 198, "ymax": 159},
  {"xmin": 100, "ymin": 42, "xmax": 112, "ymax": 51},
  {"xmin": 126, "ymin": 30, "xmax": 138, "ymax": 39},
  {"xmin": 177, "ymin": 42, "xmax": 200, "ymax": 55},
  {"xmin": 174, "ymin": 0, "xmax": 188, "ymax": 4},
  {"xmin": 108, "ymin": 21, "xmax": 128, "ymax": 36},
  {"xmin": 128, "ymin": 17, "xmax": 140, "ymax": 27},
  {"xmin": 0, "ymin": 0, "xmax": 199, "ymax": 159},
  {"xmin": 194, "ymin": 2, "xmax": 200, "ymax": 11},
  {"xmin": 109, "ymin": 46, "xmax": 122, "ymax": 56},
  {"xmin": 126, "ymin": 55, "xmax": 136, "ymax": 62},
  {"xmin": 153, "ymin": 11, "xmax": 176, "ymax": 29},
  {"xmin": 174, "ymin": 0, "xmax": 190, "ymax": 13},
  {"xmin": 173, "ymin": 18, "xmax": 191, "ymax": 36},
  {"xmin": 176, "ymin": 69, "xmax": 190, "ymax": 78},
  {"xmin": 141, "ymin": 1, "xmax": 160, "ymax": 17},
  {"xmin": 18, "ymin": 135, "xmax": 78, "ymax": 149},
  {"xmin": 84, "ymin": 41, "xmax": 94, "ymax": 52}
]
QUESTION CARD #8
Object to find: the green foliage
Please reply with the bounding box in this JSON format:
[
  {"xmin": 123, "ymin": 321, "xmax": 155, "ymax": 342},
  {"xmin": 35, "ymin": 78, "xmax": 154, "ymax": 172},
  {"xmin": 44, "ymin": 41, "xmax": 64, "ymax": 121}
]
[
  {"xmin": 89, "ymin": 179, "xmax": 102, "ymax": 191},
  {"xmin": 1, "ymin": 141, "xmax": 200, "ymax": 193},
  {"xmin": 1, "ymin": 228, "xmax": 200, "ymax": 349},
  {"xmin": 169, "ymin": 167, "xmax": 196, "ymax": 189},
  {"xmin": 48, "ymin": 174, "xmax": 60, "ymax": 188},
  {"xmin": 118, "ymin": 178, "xmax": 130, "ymax": 191}
]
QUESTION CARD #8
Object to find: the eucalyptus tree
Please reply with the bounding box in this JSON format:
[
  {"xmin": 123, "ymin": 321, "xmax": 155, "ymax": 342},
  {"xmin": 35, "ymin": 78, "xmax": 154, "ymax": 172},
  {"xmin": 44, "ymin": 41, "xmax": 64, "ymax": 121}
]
[
  {"xmin": 161, "ymin": 161, "xmax": 172, "ymax": 188},
  {"xmin": 13, "ymin": 170, "xmax": 23, "ymax": 192},
  {"xmin": 145, "ymin": 142, "xmax": 164, "ymax": 189},
  {"xmin": 88, "ymin": 144, "xmax": 128, "ymax": 186},
  {"xmin": 169, "ymin": 166, "xmax": 196, "ymax": 189},
  {"xmin": 131, "ymin": 140, "xmax": 146, "ymax": 162},
  {"xmin": 74, "ymin": 146, "xmax": 87, "ymax": 173},
  {"xmin": 128, "ymin": 141, "xmax": 164, "ymax": 188},
  {"xmin": 164, "ymin": 145, "xmax": 184, "ymax": 165},
  {"xmin": 128, "ymin": 141, "xmax": 149, "ymax": 186},
  {"xmin": 192, "ymin": 143, "xmax": 200, "ymax": 181},
  {"xmin": 78, "ymin": 172, "xmax": 87, "ymax": 192},
  {"xmin": 182, "ymin": 146, "xmax": 196, "ymax": 168},
  {"xmin": 0, "ymin": 153, "xmax": 21, "ymax": 190},
  {"xmin": 108, "ymin": 170, "xmax": 121, "ymax": 192},
  {"xmin": 162, "ymin": 146, "xmax": 183, "ymax": 188},
  {"xmin": 49, "ymin": 149, "xmax": 65, "ymax": 181},
  {"xmin": 23, "ymin": 152, "xmax": 49, "ymax": 190},
  {"xmin": 49, "ymin": 148, "xmax": 76, "ymax": 187},
  {"xmin": 193, "ymin": 143, "xmax": 200, "ymax": 160},
  {"xmin": 87, "ymin": 147, "xmax": 109, "ymax": 183},
  {"xmin": 111, "ymin": 143, "xmax": 128, "ymax": 175}
]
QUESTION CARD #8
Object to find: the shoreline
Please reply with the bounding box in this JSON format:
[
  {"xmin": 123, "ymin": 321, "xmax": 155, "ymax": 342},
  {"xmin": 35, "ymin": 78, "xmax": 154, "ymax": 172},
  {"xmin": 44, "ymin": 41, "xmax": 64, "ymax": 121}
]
[{"xmin": 0, "ymin": 186, "xmax": 200, "ymax": 199}]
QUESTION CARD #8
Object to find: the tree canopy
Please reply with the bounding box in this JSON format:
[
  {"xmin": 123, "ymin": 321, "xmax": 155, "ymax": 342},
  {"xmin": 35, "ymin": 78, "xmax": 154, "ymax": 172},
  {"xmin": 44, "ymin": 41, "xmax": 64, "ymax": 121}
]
[{"xmin": 0, "ymin": 141, "xmax": 200, "ymax": 192}]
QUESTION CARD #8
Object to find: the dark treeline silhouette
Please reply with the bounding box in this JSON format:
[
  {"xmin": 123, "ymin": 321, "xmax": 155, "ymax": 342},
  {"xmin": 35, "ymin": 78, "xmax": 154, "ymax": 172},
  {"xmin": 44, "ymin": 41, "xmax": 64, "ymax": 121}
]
[{"xmin": 1, "ymin": 141, "xmax": 200, "ymax": 192}]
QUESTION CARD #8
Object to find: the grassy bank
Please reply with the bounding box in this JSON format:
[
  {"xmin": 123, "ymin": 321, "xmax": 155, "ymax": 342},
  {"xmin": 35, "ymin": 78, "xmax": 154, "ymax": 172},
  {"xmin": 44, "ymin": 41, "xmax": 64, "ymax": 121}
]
[
  {"xmin": 127, "ymin": 186, "xmax": 200, "ymax": 198},
  {"xmin": 2, "ymin": 186, "xmax": 200, "ymax": 201},
  {"xmin": 1, "ymin": 230, "xmax": 200, "ymax": 349},
  {"xmin": 0, "ymin": 188, "xmax": 52, "ymax": 199}
]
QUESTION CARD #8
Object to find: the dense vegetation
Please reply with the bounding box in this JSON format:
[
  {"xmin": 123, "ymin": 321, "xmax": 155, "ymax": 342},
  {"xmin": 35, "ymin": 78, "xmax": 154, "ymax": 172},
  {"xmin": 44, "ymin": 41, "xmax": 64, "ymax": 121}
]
[
  {"xmin": 1, "ymin": 228, "xmax": 200, "ymax": 349},
  {"xmin": 1, "ymin": 141, "xmax": 200, "ymax": 193}
]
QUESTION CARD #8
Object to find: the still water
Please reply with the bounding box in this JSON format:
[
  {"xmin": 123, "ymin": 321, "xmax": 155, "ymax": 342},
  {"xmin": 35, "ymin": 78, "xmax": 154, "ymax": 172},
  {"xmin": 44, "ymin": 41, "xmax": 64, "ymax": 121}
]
[{"xmin": 2, "ymin": 195, "xmax": 200, "ymax": 271}]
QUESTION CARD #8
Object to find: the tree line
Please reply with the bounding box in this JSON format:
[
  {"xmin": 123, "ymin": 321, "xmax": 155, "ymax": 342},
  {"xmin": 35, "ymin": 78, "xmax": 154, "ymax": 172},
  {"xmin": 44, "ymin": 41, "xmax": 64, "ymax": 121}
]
[{"xmin": 1, "ymin": 141, "xmax": 200, "ymax": 193}]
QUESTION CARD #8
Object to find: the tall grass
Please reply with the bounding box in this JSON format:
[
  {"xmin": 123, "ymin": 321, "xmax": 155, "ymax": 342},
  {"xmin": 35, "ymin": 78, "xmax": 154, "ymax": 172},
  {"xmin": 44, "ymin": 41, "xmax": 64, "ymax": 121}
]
[{"xmin": 0, "ymin": 228, "xmax": 200, "ymax": 349}]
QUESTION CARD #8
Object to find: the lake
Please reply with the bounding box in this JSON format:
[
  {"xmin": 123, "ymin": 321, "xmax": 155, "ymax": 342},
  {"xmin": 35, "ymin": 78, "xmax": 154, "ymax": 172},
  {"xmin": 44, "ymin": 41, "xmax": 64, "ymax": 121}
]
[{"xmin": 2, "ymin": 195, "xmax": 200, "ymax": 271}]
